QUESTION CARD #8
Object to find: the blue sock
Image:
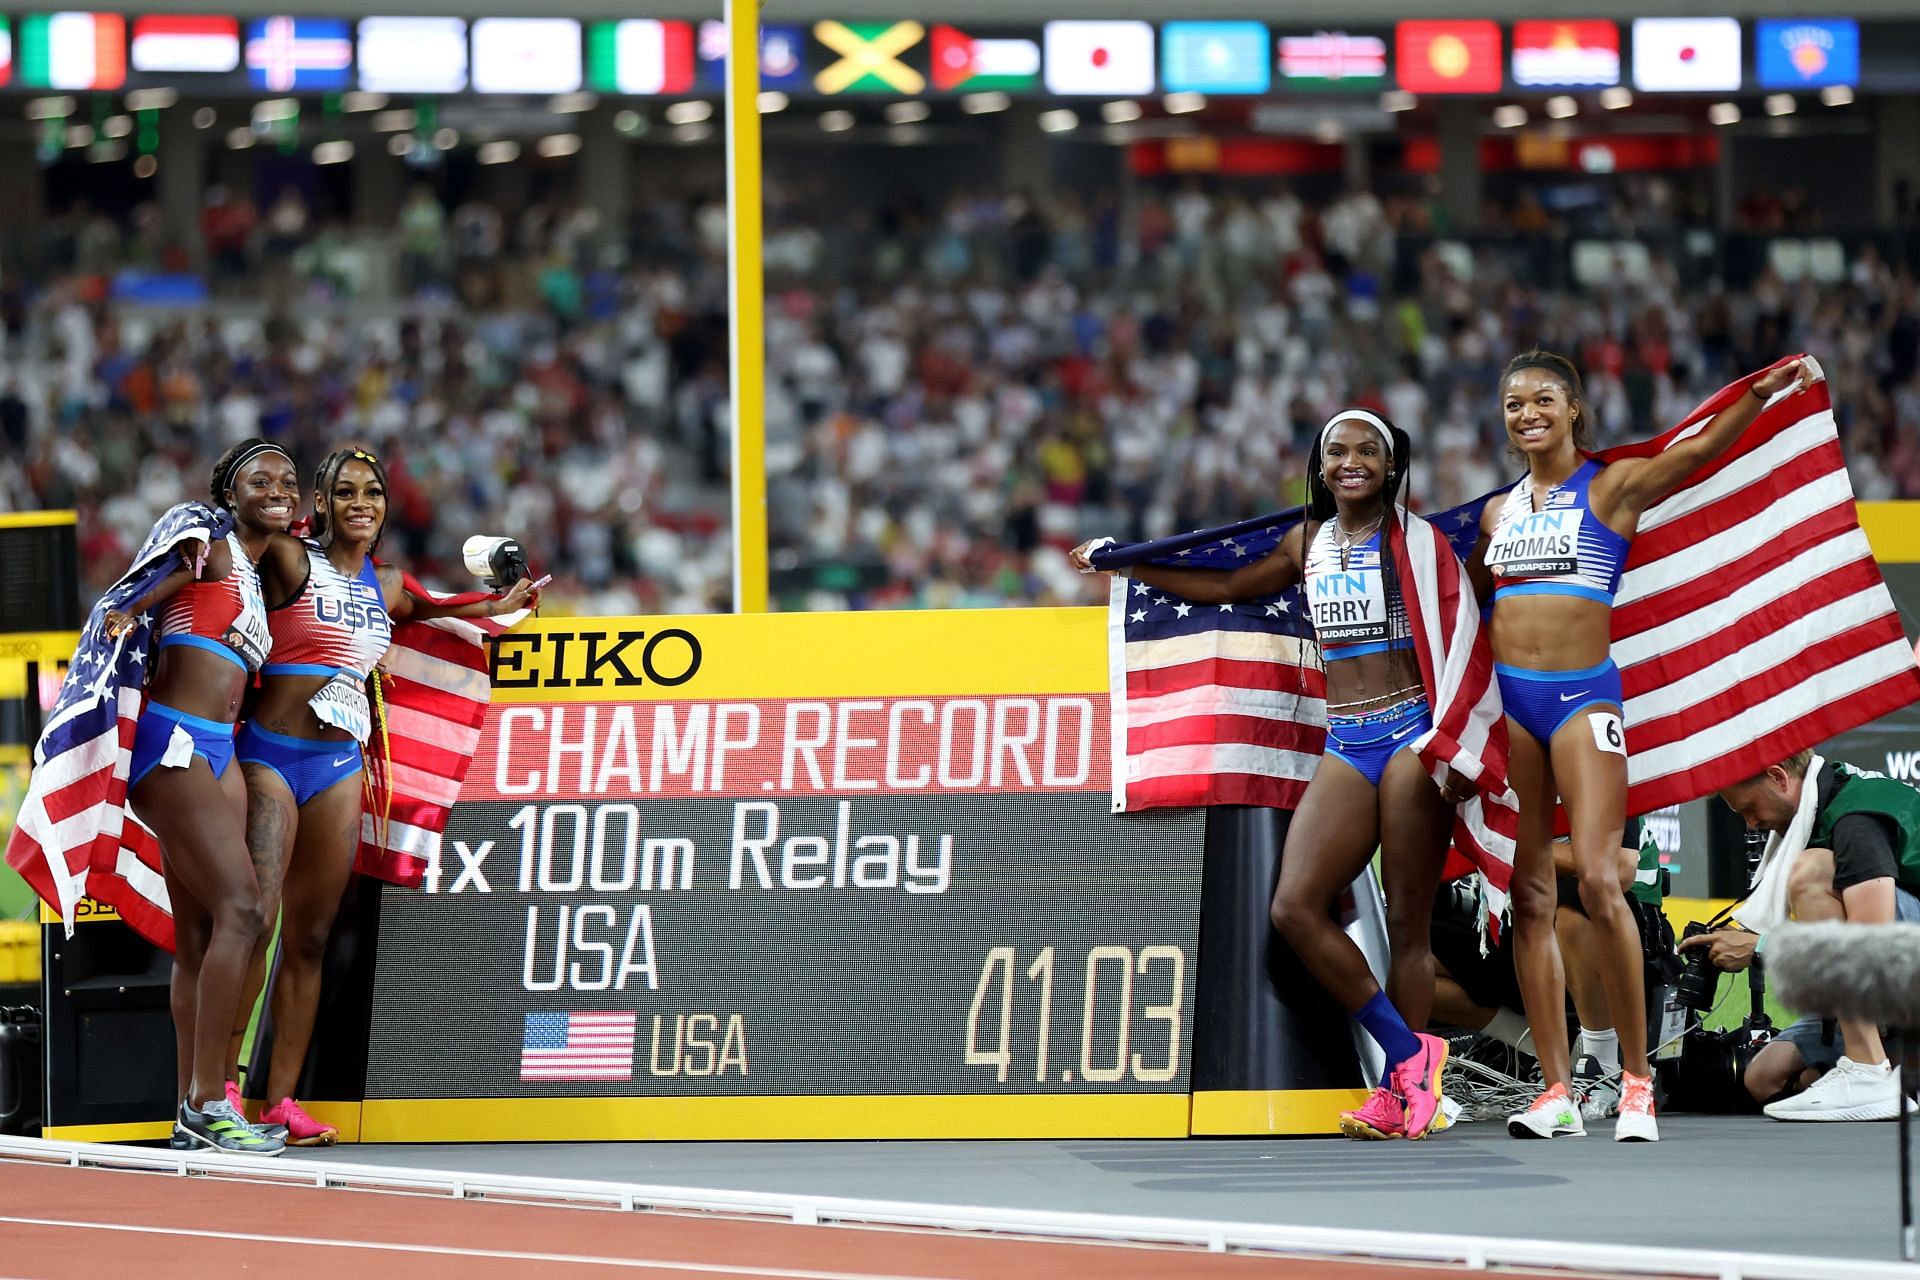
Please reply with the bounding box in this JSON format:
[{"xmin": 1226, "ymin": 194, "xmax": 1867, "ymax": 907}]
[{"xmin": 1354, "ymin": 991, "xmax": 1421, "ymax": 1086}]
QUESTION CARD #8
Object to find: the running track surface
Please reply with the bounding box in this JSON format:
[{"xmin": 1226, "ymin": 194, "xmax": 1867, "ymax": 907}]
[{"xmin": 0, "ymin": 1162, "xmax": 1566, "ymax": 1280}]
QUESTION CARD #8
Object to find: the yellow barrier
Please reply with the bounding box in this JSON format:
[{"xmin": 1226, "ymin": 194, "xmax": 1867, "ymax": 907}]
[{"xmin": 0, "ymin": 921, "xmax": 39, "ymax": 985}]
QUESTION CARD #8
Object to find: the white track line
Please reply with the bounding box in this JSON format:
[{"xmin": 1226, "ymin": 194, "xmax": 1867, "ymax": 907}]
[
  {"xmin": 0, "ymin": 1134, "xmax": 1910, "ymax": 1280},
  {"xmin": 0, "ymin": 1215, "xmax": 957, "ymax": 1280}
]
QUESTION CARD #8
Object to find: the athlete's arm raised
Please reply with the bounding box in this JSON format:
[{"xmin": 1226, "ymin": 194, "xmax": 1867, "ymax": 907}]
[
  {"xmin": 1596, "ymin": 358, "xmax": 1814, "ymax": 523},
  {"xmin": 379, "ymin": 564, "xmax": 542, "ymax": 623},
  {"xmin": 1068, "ymin": 524, "xmax": 1306, "ymax": 605}
]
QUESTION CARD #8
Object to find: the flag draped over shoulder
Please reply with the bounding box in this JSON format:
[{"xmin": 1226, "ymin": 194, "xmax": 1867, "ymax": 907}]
[
  {"xmin": 1089, "ymin": 511, "xmax": 1325, "ymax": 812},
  {"xmin": 355, "ymin": 571, "xmax": 530, "ymax": 889},
  {"xmin": 1599, "ymin": 356, "xmax": 1920, "ymax": 810},
  {"xmin": 1385, "ymin": 508, "xmax": 1520, "ymax": 917},
  {"xmin": 4, "ymin": 502, "xmax": 231, "ymax": 948}
]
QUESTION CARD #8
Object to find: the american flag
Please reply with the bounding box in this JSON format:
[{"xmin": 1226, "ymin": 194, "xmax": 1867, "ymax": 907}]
[
  {"xmin": 1092, "ymin": 512, "xmax": 1325, "ymax": 812},
  {"xmin": 3, "ymin": 502, "xmax": 232, "ymax": 950},
  {"xmin": 355, "ymin": 572, "xmax": 530, "ymax": 889},
  {"xmin": 1092, "ymin": 357, "xmax": 1920, "ymax": 854},
  {"xmin": 1602, "ymin": 356, "xmax": 1920, "ymax": 808},
  {"xmin": 520, "ymin": 1011, "xmax": 637, "ymax": 1081}
]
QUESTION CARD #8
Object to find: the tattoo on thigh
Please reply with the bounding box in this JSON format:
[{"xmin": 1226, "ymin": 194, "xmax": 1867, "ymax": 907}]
[{"xmin": 245, "ymin": 785, "xmax": 290, "ymax": 891}]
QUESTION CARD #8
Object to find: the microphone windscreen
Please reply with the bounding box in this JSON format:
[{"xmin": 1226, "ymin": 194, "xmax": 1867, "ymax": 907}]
[{"xmin": 1767, "ymin": 923, "xmax": 1920, "ymax": 1028}]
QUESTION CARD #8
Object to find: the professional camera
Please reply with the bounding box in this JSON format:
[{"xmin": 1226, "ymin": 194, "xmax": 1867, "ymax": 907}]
[
  {"xmin": 1674, "ymin": 921, "xmax": 1723, "ymax": 1012},
  {"xmin": 1658, "ymin": 1021, "xmax": 1768, "ymax": 1114},
  {"xmin": 462, "ymin": 535, "xmax": 531, "ymax": 590}
]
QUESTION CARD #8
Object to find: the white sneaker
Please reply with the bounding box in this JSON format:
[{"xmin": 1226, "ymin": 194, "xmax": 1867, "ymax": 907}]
[{"xmin": 1763, "ymin": 1056, "xmax": 1901, "ymax": 1122}]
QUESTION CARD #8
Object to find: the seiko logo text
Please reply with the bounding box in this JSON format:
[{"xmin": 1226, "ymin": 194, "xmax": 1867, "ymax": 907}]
[{"xmin": 491, "ymin": 628, "xmax": 703, "ymax": 689}]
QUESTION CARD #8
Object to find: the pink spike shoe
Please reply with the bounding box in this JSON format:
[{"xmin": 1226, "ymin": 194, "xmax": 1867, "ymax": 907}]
[
  {"xmin": 1390, "ymin": 1032, "xmax": 1451, "ymax": 1140},
  {"xmin": 1339, "ymin": 1086, "xmax": 1406, "ymax": 1140},
  {"xmin": 261, "ymin": 1096, "xmax": 338, "ymax": 1147}
]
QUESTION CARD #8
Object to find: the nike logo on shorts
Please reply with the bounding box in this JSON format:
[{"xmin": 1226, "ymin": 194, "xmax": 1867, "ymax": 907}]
[
  {"xmin": 1558, "ymin": 692, "xmax": 1582, "ymax": 701},
  {"xmin": 331, "ymin": 755, "xmax": 355, "ymax": 767}
]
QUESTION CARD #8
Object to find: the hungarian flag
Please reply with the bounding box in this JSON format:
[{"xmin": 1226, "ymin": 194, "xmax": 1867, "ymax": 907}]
[
  {"xmin": 1395, "ymin": 20, "xmax": 1501, "ymax": 94},
  {"xmin": 1631, "ymin": 17, "xmax": 1741, "ymax": 93},
  {"xmin": 1277, "ymin": 31, "xmax": 1387, "ymax": 90},
  {"xmin": 1511, "ymin": 19, "xmax": 1619, "ymax": 88},
  {"xmin": 1042, "ymin": 20, "xmax": 1154, "ymax": 95},
  {"xmin": 588, "ymin": 20, "xmax": 693, "ymax": 95},
  {"xmin": 18, "ymin": 13, "xmax": 125, "ymax": 90},
  {"xmin": 930, "ymin": 24, "xmax": 1039, "ymax": 92},
  {"xmin": 130, "ymin": 15, "xmax": 239, "ymax": 74}
]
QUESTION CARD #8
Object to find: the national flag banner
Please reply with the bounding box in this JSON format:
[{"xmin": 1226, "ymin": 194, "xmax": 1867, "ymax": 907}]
[
  {"xmin": 1756, "ymin": 19, "xmax": 1859, "ymax": 89},
  {"xmin": 471, "ymin": 17, "xmax": 581, "ymax": 95},
  {"xmin": 1161, "ymin": 21, "xmax": 1270, "ymax": 95},
  {"xmin": 130, "ymin": 16, "xmax": 237, "ymax": 74},
  {"xmin": 588, "ymin": 20, "xmax": 694, "ymax": 95},
  {"xmin": 18, "ymin": 13, "xmax": 126, "ymax": 91},
  {"xmin": 519, "ymin": 1012, "xmax": 637, "ymax": 1082},
  {"xmin": 2, "ymin": 503, "xmax": 235, "ymax": 952},
  {"xmin": 244, "ymin": 17, "xmax": 351, "ymax": 92},
  {"xmin": 354, "ymin": 573, "xmax": 531, "ymax": 890},
  {"xmin": 1277, "ymin": 31, "xmax": 1388, "ymax": 91},
  {"xmin": 758, "ymin": 24, "xmax": 807, "ymax": 90},
  {"xmin": 1042, "ymin": 20, "xmax": 1154, "ymax": 96},
  {"xmin": 357, "ymin": 16, "xmax": 467, "ymax": 94},
  {"xmin": 930, "ymin": 24, "xmax": 1039, "ymax": 93},
  {"xmin": 1631, "ymin": 17, "xmax": 1741, "ymax": 93},
  {"xmin": 1395, "ymin": 20, "xmax": 1502, "ymax": 94},
  {"xmin": 1597, "ymin": 357, "xmax": 1920, "ymax": 810},
  {"xmin": 813, "ymin": 20, "xmax": 926, "ymax": 95},
  {"xmin": 1090, "ymin": 515, "xmax": 1324, "ymax": 813},
  {"xmin": 1091, "ymin": 506, "xmax": 1519, "ymax": 924},
  {"xmin": 0, "ymin": 21, "xmax": 12, "ymax": 86},
  {"xmin": 1511, "ymin": 19, "xmax": 1620, "ymax": 88}
]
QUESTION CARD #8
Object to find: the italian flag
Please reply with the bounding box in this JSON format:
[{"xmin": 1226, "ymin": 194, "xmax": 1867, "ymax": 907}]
[{"xmin": 19, "ymin": 12, "xmax": 125, "ymax": 90}]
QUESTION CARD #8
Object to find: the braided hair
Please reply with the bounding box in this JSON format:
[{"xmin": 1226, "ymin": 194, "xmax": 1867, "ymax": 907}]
[
  {"xmin": 310, "ymin": 446, "xmax": 389, "ymax": 551},
  {"xmin": 209, "ymin": 437, "xmax": 296, "ymax": 513},
  {"xmin": 1502, "ymin": 349, "xmax": 1594, "ymax": 452},
  {"xmin": 1305, "ymin": 411, "xmax": 1415, "ymax": 648}
]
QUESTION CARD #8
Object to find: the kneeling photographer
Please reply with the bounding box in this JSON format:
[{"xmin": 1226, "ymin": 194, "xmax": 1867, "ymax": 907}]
[{"xmin": 1679, "ymin": 750, "xmax": 1920, "ymax": 1121}]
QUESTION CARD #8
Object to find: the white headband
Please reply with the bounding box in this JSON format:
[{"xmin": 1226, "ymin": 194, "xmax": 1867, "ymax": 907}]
[
  {"xmin": 227, "ymin": 441, "xmax": 295, "ymax": 485},
  {"xmin": 1318, "ymin": 409, "xmax": 1394, "ymax": 459}
]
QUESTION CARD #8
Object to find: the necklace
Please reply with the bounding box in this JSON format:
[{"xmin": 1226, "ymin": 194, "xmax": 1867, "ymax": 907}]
[{"xmin": 1333, "ymin": 511, "xmax": 1383, "ymax": 570}]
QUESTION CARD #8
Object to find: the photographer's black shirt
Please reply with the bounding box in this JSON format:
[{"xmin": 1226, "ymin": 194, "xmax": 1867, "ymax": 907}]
[{"xmin": 1816, "ymin": 763, "xmax": 1903, "ymax": 893}]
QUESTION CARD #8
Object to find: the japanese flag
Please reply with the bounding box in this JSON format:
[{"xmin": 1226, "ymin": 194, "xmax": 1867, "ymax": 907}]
[
  {"xmin": 1043, "ymin": 20, "xmax": 1154, "ymax": 95},
  {"xmin": 1631, "ymin": 17, "xmax": 1741, "ymax": 92}
]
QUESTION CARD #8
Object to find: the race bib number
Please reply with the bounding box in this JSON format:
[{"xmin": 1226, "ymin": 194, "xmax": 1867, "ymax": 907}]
[
  {"xmin": 309, "ymin": 673, "xmax": 373, "ymax": 744},
  {"xmin": 1589, "ymin": 710, "xmax": 1625, "ymax": 757},
  {"xmin": 1310, "ymin": 561, "xmax": 1388, "ymax": 645},
  {"xmin": 1487, "ymin": 507, "xmax": 1583, "ymax": 578}
]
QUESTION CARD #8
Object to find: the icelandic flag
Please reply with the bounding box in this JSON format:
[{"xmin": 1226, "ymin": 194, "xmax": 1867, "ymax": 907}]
[{"xmin": 244, "ymin": 17, "xmax": 351, "ymax": 92}]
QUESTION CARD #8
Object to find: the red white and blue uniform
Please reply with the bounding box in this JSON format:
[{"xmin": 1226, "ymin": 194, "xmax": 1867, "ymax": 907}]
[
  {"xmin": 130, "ymin": 533, "xmax": 271, "ymax": 788},
  {"xmin": 1304, "ymin": 521, "xmax": 1431, "ymax": 786},
  {"xmin": 238, "ymin": 546, "xmax": 394, "ymax": 805},
  {"xmin": 1485, "ymin": 460, "xmax": 1632, "ymax": 744}
]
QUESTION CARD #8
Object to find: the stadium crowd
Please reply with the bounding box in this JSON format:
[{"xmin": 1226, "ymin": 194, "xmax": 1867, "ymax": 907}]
[{"xmin": 4, "ymin": 177, "xmax": 1920, "ymax": 612}]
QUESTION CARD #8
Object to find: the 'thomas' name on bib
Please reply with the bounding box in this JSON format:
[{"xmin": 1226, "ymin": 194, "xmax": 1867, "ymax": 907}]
[{"xmin": 1487, "ymin": 507, "xmax": 1584, "ymax": 578}]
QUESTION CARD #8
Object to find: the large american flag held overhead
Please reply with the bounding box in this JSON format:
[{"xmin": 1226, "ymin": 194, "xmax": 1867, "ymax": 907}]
[
  {"xmin": 1602, "ymin": 355, "xmax": 1920, "ymax": 808},
  {"xmin": 1091, "ymin": 357, "xmax": 1920, "ymax": 838},
  {"xmin": 3, "ymin": 502, "xmax": 231, "ymax": 949}
]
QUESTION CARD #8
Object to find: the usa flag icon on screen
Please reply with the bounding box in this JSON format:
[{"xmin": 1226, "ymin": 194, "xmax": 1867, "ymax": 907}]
[{"xmin": 520, "ymin": 1011, "xmax": 637, "ymax": 1081}]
